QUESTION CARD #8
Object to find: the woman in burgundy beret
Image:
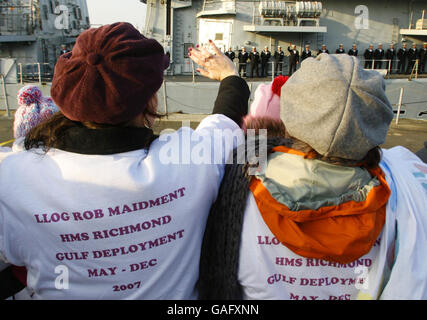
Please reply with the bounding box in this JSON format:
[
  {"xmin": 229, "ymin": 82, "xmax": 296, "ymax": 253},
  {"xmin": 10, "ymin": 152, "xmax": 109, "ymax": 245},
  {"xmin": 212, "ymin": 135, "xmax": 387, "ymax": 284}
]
[{"xmin": 0, "ymin": 22, "xmax": 249, "ymax": 300}]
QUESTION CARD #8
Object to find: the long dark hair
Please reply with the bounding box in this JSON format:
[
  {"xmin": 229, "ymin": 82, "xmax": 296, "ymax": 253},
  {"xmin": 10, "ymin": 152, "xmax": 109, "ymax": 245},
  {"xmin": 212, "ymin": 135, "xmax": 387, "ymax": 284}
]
[{"xmin": 24, "ymin": 112, "xmax": 76, "ymax": 152}]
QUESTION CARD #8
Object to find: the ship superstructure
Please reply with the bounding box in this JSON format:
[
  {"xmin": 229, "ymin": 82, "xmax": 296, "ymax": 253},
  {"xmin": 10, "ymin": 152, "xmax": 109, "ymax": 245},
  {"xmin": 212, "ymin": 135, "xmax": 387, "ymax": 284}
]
[{"xmin": 142, "ymin": 0, "xmax": 427, "ymax": 75}]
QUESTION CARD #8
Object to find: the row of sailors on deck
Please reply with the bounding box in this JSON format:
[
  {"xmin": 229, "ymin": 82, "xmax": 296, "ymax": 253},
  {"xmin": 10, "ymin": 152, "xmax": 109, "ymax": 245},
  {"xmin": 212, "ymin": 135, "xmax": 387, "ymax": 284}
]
[{"xmin": 225, "ymin": 42, "xmax": 427, "ymax": 77}]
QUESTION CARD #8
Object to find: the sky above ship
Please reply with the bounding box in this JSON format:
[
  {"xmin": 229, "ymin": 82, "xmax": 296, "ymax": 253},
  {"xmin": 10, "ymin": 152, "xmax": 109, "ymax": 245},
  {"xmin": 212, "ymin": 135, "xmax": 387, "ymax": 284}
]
[{"xmin": 87, "ymin": 0, "xmax": 147, "ymax": 31}]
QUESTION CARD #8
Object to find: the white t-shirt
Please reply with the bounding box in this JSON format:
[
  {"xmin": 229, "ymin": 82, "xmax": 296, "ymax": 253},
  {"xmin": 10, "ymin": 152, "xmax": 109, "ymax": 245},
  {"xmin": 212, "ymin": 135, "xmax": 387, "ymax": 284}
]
[
  {"xmin": 0, "ymin": 114, "xmax": 243, "ymax": 300},
  {"xmin": 238, "ymin": 194, "xmax": 384, "ymax": 300},
  {"xmin": 238, "ymin": 147, "xmax": 427, "ymax": 300}
]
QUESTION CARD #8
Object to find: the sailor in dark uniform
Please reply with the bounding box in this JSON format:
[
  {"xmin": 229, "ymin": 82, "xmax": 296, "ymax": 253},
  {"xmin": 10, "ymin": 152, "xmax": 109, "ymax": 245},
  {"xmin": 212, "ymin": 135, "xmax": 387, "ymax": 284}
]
[
  {"xmin": 287, "ymin": 44, "xmax": 299, "ymax": 76},
  {"xmin": 348, "ymin": 44, "xmax": 358, "ymax": 57},
  {"xmin": 385, "ymin": 43, "xmax": 396, "ymax": 73},
  {"xmin": 317, "ymin": 44, "xmax": 329, "ymax": 55},
  {"xmin": 301, "ymin": 44, "xmax": 312, "ymax": 61},
  {"xmin": 419, "ymin": 43, "xmax": 427, "ymax": 74},
  {"xmin": 407, "ymin": 43, "xmax": 418, "ymax": 74},
  {"xmin": 238, "ymin": 47, "xmax": 249, "ymax": 77},
  {"xmin": 60, "ymin": 44, "xmax": 70, "ymax": 56},
  {"xmin": 336, "ymin": 44, "xmax": 345, "ymax": 54},
  {"xmin": 274, "ymin": 46, "xmax": 285, "ymax": 76},
  {"xmin": 261, "ymin": 46, "xmax": 271, "ymax": 77},
  {"xmin": 225, "ymin": 48, "xmax": 235, "ymax": 61},
  {"xmin": 249, "ymin": 47, "xmax": 260, "ymax": 78},
  {"xmin": 397, "ymin": 43, "xmax": 408, "ymax": 74},
  {"xmin": 364, "ymin": 44, "xmax": 374, "ymax": 69},
  {"xmin": 374, "ymin": 43, "xmax": 385, "ymax": 69}
]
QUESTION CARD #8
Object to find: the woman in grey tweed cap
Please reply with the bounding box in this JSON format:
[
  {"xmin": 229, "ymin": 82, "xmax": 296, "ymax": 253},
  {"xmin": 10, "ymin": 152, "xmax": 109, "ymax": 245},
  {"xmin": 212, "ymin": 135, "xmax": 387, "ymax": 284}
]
[{"xmin": 198, "ymin": 54, "xmax": 427, "ymax": 300}]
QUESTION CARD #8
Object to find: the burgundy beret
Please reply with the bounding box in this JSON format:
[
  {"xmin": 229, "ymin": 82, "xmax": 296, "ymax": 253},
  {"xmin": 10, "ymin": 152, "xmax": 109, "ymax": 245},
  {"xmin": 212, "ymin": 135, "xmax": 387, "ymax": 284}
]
[{"xmin": 51, "ymin": 22, "xmax": 170, "ymax": 124}]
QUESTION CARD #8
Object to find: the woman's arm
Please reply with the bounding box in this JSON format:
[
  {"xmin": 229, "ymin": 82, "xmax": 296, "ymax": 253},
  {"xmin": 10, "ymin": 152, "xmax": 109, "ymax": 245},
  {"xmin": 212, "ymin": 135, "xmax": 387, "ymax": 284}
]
[
  {"xmin": 189, "ymin": 41, "xmax": 250, "ymax": 127},
  {"xmin": 213, "ymin": 76, "xmax": 249, "ymax": 127}
]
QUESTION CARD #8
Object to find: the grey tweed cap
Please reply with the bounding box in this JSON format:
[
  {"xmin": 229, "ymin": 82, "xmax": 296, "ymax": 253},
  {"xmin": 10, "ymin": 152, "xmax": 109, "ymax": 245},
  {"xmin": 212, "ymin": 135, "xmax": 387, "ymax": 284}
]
[{"xmin": 280, "ymin": 53, "xmax": 394, "ymax": 161}]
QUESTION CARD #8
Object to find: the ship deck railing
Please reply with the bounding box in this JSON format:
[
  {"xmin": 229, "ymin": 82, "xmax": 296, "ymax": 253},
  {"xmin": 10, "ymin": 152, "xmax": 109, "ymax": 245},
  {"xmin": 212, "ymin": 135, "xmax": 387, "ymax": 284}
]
[
  {"xmin": 17, "ymin": 63, "xmax": 53, "ymax": 84},
  {"xmin": 173, "ymin": 57, "xmax": 423, "ymax": 82},
  {"xmin": 359, "ymin": 59, "xmax": 422, "ymax": 79},
  {"xmin": 230, "ymin": 59, "xmax": 423, "ymax": 80}
]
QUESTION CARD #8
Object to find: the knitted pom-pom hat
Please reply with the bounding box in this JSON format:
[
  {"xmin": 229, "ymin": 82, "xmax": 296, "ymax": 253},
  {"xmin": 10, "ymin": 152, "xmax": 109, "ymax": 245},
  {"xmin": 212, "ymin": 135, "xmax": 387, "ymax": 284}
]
[
  {"xmin": 14, "ymin": 85, "xmax": 59, "ymax": 139},
  {"xmin": 17, "ymin": 85, "xmax": 42, "ymax": 106},
  {"xmin": 243, "ymin": 76, "xmax": 289, "ymax": 130}
]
